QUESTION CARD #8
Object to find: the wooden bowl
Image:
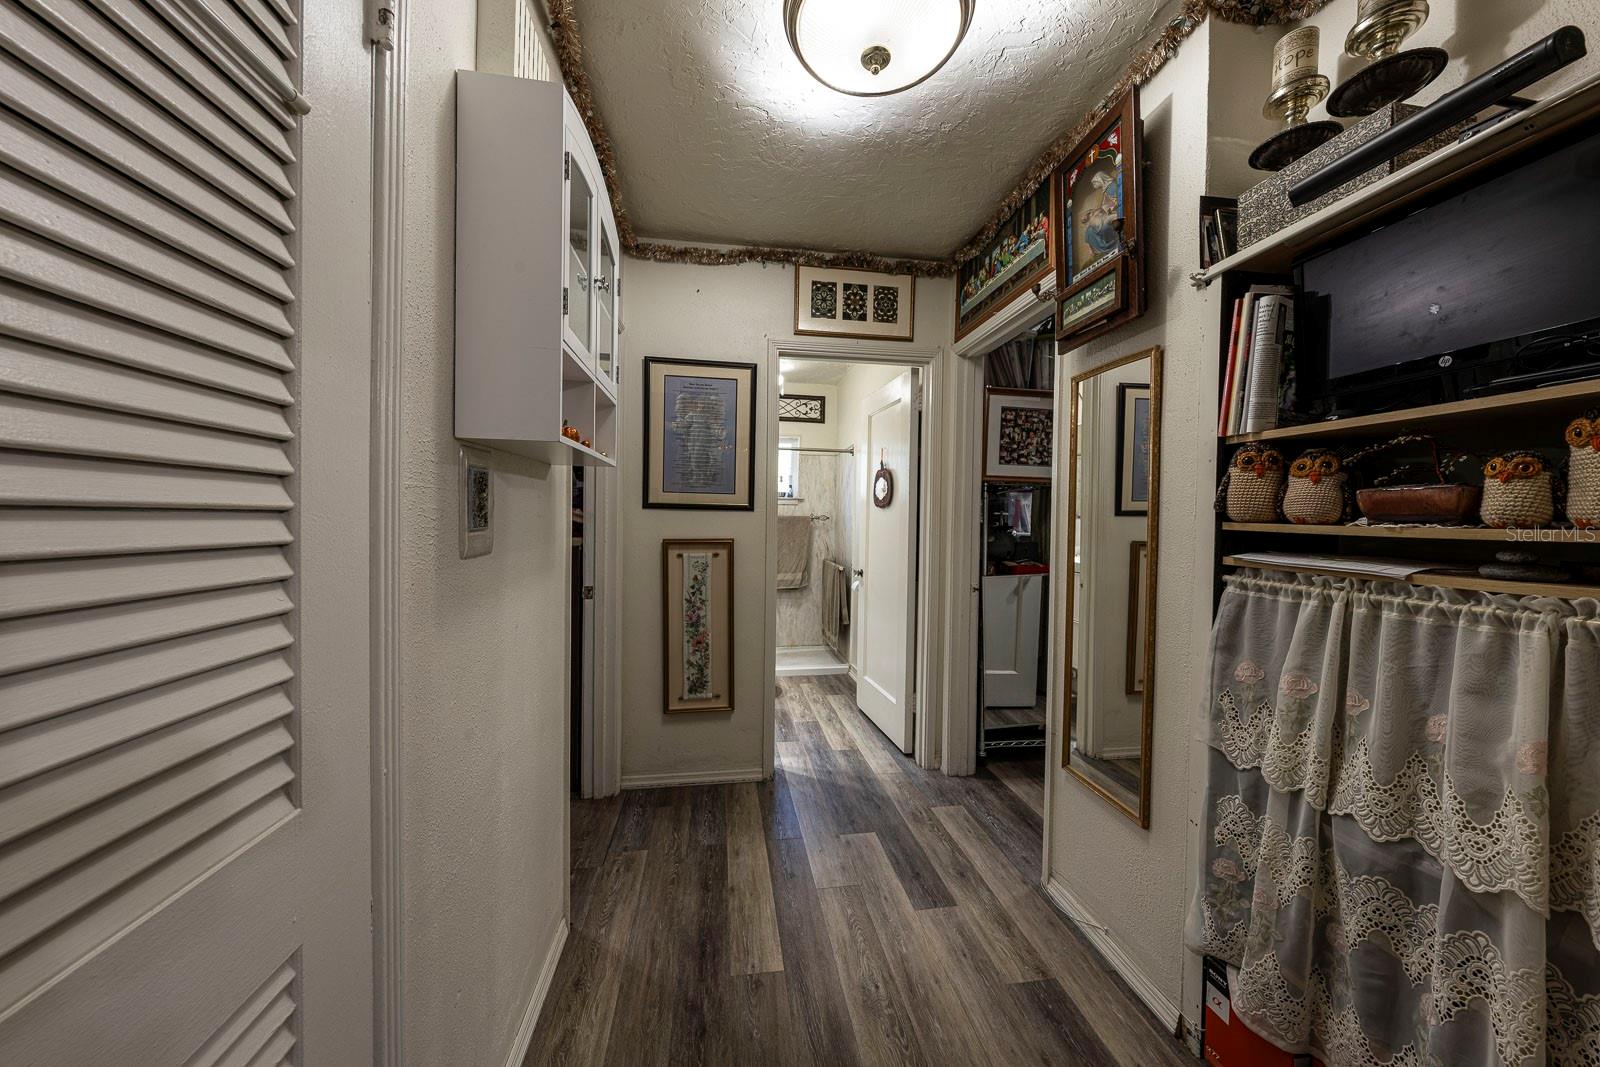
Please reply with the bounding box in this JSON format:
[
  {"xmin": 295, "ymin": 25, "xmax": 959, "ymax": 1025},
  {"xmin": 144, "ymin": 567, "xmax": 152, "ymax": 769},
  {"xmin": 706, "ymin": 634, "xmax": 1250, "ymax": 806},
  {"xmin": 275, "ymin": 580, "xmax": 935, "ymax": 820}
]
[{"xmin": 1356, "ymin": 484, "xmax": 1482, "ymax": 525}]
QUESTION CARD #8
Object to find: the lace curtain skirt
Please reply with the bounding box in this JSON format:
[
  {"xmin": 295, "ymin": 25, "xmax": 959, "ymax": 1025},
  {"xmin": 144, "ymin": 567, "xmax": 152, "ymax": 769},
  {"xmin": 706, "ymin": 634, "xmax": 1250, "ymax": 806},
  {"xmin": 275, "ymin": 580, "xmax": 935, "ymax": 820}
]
[{"xmin": 1188, "ymin": 569, "xmax": 1600, "ymax": 1066}]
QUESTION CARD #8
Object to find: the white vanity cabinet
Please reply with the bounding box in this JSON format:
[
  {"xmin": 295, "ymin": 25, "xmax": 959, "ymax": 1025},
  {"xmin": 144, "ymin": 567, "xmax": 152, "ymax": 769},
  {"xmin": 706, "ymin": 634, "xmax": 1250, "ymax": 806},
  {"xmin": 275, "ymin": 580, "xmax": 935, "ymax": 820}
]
[{"xmin": 455, "ymin": 71, "xmax": 620, "ymax": 465}]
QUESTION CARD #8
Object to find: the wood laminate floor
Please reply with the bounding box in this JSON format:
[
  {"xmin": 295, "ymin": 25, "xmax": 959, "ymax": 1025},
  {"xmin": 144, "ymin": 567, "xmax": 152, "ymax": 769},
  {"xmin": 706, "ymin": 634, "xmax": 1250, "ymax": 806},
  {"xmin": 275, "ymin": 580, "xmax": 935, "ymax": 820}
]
[{"xmin": 527, "ymin": 674, "xmax": 1192, "ymax": 1067}]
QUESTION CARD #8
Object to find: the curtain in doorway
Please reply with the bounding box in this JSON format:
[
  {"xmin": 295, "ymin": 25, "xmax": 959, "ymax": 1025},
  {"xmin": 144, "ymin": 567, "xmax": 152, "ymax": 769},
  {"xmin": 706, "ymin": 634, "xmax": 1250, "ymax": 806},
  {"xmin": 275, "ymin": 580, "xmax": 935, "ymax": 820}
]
[{"xmin": 1188, "ymin": 569, "xmax": 1600, "ymax": 1065}]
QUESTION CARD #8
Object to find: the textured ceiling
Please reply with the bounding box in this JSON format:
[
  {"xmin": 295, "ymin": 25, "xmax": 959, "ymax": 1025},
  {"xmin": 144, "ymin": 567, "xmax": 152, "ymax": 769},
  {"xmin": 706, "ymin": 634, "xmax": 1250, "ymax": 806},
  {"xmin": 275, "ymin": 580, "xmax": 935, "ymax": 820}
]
[
  {"xmin": 780, "ymin": 358, "xmax": 854, "ymax": 384},
  {"xmin": 575, "ymin": 0, "xmax": 1177, "ymax": 259}
]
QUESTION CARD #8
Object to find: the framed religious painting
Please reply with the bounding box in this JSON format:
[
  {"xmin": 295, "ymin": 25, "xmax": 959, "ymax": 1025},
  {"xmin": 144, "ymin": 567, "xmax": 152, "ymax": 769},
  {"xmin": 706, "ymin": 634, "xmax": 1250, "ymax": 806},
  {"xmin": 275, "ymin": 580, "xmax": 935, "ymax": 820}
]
[
  {"xmin": 1054, "ymin": 88, "xmax": 1146, "ymax": 349},
  {"xmin": 794, "ymin": 265, "xmax": 915, "ymax": 342},
  {"xmin": 661, "ymin": 539, "xmax": 735, "ymax": 714},
  {"xmin": 643, "ymin": 357, "xmax": 757, "ymax": 510},
  {"xmin": 954, "ymin": 175, "xmax": 1057, "ymax": 342},
  {"xmin": 983, "ymin": 388, "xmax": 1054, "ymax": 483}
]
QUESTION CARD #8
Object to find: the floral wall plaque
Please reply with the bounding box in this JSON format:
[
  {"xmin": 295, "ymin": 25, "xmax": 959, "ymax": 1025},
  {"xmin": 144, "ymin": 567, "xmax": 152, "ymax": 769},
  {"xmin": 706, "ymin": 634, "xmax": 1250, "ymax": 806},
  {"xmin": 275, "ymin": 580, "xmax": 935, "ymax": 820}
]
[{"xmin": 661, "ymin": 538, "xmax": 735, "ymax": 714}]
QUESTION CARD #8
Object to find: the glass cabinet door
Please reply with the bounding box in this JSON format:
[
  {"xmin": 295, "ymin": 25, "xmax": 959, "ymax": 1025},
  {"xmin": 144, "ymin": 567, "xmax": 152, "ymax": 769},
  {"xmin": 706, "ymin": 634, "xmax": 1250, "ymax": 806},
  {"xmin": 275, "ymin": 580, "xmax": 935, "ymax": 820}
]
[
  {"xmin": 595, "ymin": 223, "xmax": 616, "ymax": 383},
  {"xmin": 565, "ymin": 151, "xmax": 594, "ymax": 361}
]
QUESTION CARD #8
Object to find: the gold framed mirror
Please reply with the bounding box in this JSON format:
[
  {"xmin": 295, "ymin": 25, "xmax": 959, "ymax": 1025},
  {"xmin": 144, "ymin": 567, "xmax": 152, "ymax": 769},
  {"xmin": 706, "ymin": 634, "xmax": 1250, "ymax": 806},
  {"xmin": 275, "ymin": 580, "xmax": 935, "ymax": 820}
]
[{"xmin": 1062, "ymin": 345, "xmax": 1161, "ymax": 827}]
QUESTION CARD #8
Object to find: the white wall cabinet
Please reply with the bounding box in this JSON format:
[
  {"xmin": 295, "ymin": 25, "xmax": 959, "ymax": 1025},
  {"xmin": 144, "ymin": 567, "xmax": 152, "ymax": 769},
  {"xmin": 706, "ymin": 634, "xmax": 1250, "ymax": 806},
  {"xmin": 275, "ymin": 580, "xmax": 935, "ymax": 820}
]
[{"xmin": 456, "ymin": 71, "xmax": 620, "ymax": 465}]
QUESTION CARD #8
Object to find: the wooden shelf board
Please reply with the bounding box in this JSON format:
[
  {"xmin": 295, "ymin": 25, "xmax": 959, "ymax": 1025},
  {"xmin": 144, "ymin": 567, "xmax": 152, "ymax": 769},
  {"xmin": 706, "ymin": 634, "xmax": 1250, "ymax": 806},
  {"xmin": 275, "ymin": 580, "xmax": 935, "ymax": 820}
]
[
  {"xmin": 1202, "ymin": 72, "xmax": 1600, "ymax": 279},
  {"xmin": 1221, "ymin": 522, "xmax": 1507, "ymax": 541},
  {"xmin": 1221, "ymin": 377, "xmax": 1600, "ymax": 445},
  {"xmin": 1222, "ymin": 555, "xmax": 1600, "ymax": 600}
]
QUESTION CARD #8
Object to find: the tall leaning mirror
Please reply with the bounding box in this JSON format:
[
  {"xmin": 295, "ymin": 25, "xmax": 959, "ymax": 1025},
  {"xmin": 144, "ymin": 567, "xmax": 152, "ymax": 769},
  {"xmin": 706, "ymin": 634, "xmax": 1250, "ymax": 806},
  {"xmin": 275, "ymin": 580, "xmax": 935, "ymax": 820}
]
[{"xmin": 1063, "ymin": 345, "xmax": 1161, "ymax": 827}]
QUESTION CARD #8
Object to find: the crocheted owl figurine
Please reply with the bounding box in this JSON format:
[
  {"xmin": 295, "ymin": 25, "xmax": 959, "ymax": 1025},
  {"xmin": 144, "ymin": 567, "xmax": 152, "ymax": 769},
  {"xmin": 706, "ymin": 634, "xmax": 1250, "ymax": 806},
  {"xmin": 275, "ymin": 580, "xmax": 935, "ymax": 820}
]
[
  {"xmin": 1221, "ymin": 445, "xmax": 1286, "ymax": 522},
  {"xmin": 1283, "ymin": 449, "xmax": 1348, "ymax": 525},
  {"xmin": 1481, "ymin": 452, "xmax": 1554, "ymax": 529},
  {"xmin": 1565, "ymin": 413, "xmax": 1600, "ymax": 528}
]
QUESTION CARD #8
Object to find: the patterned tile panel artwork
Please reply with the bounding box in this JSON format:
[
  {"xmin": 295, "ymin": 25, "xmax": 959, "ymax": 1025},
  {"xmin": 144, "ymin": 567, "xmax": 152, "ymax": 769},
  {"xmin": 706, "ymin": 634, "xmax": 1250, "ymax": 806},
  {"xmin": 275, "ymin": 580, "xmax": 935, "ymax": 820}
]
[
  {"xmin": 842, "ymin": 283, "xmax": 868, "ymax": 322},
  {"xmin": 872, "ymin": 285, "xmax": 899, "ymax": 324},
  {"xmin": 810, "ymin": 280, "xmax": 838, "ymax": 319}
]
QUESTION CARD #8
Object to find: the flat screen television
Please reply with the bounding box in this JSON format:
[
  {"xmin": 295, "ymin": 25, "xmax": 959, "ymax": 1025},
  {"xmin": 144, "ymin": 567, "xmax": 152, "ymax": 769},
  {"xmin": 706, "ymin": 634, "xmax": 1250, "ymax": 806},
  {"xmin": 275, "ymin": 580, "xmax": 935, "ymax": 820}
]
[{"xmin": 1294, "ymin": 125, "xmax": 1600, "ymax": 411}]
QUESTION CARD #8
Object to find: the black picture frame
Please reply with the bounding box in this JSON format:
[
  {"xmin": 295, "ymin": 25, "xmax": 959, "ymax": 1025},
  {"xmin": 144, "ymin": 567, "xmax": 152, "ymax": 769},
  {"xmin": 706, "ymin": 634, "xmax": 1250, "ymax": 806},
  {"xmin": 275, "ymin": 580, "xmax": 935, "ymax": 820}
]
[
  {"xmin": 1114, "ymin": 380, "xmax": 1152, "ymax": 516},
  {"xmin": 642, "ymin": 357, "xmax": 759, "ymax": 511}
]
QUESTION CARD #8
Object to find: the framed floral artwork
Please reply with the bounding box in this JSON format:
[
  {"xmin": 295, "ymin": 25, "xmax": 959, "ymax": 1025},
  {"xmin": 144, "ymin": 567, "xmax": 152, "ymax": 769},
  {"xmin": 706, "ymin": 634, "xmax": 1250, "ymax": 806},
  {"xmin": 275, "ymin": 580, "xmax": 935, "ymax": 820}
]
[
  {"xmin": 1053, "ymin": 87, "xmax": 1146, "ymax": 349},
  {"xmin": 794, "ymin": 265, "xmax": 915, "ymax": 342},
  {"xmin": 955, "ymin": 175, "xmax": 1057, "ymax": 342},
  {"xmin": 661, "ymin": 538, "xmax": 735, "ymax": 714},
  {"xmin": 983, "ymin": 388, "xmax": 1054, "ymax": 483}
]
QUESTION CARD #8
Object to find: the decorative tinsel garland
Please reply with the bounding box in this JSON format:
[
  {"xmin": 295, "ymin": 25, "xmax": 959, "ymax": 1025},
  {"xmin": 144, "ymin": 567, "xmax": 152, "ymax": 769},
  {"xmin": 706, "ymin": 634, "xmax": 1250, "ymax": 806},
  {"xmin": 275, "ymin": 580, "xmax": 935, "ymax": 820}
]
[{"xmin": 544, "ymin": 0, "xmax": 1329, "ymax": 275}]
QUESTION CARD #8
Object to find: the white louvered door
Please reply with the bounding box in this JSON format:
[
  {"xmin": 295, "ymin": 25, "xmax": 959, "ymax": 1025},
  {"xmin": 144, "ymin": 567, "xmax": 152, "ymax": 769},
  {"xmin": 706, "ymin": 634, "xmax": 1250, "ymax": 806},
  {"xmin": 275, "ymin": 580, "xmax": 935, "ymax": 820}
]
[{"xmin": 0, "ymin": 0, "xmax": 373, "ymax": 1063}]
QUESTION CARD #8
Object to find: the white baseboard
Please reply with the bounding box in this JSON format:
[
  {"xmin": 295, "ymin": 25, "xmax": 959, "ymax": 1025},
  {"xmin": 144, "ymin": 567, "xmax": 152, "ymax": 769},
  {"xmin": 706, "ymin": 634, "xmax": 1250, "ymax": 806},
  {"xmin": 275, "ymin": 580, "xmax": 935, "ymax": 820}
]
[
  {"xmin": 1090, "ymin": 744, "xmax": 1142, "ymax": 759},
  {"xmin": 1044, "ymin": 877, "xmax": 1182, "ymax": 1035},
  {"xmin": 776, "ymin": 664, "xmax": 850, "ymax": 677},
  {"xmin": 504, "ymin": 917, "xmax": 568, "ymax": 1067},
  {"xmin": 620, "ymin": 767, "xmax": 765, "ymax": 790}
]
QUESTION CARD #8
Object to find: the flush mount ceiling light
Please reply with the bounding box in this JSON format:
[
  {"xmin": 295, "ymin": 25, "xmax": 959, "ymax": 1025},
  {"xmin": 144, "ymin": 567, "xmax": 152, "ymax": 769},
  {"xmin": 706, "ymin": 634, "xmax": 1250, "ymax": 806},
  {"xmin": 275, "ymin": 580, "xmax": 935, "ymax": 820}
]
[{"xmin": 784, "ymin": 0, "xmax": 975, "ymax": 97}]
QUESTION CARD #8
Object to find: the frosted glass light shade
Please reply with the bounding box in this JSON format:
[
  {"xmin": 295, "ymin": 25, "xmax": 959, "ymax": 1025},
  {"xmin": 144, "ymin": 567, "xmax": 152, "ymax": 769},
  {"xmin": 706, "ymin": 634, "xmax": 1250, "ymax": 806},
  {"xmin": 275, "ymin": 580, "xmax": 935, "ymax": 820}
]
[{"xmin": 785, "ymin": 0, "xmax": 975, "ymax": 96}]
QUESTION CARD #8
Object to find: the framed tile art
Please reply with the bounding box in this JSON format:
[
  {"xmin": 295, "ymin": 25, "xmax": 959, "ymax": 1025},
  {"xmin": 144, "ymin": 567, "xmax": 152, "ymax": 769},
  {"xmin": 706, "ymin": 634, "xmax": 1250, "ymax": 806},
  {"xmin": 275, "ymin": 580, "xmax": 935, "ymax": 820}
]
[{"xmin": 794, "ymin": 265, "xmax": 915, "ymax": 342}]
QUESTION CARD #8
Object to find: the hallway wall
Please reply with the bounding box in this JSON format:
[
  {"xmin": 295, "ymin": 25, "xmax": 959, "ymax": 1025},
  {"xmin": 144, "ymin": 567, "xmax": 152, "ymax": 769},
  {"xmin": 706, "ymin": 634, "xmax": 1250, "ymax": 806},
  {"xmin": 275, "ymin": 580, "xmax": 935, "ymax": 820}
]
[
  {"xmin": 397, "ymin": 3, "xmax": 569, "ymax": 1063},
  {"xmin": 618, "ymin": 262, "xmax": 953, "ymax": 786},
  {"xmin": 1046, "ymin": 0, "xmax": 1600, "ymax": 1037}
]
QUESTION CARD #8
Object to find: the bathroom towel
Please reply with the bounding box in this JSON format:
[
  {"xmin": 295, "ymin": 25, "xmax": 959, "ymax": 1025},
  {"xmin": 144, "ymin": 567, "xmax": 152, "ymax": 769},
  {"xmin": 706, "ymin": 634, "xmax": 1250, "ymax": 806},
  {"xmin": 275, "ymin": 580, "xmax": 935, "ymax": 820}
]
[
  {"xmin": 777, "ymin": 515, "xmax": 812, "ymax": 590},
  {"xmin": 822, "ymin": 559, "xmax": 850, "ymax": 650}
]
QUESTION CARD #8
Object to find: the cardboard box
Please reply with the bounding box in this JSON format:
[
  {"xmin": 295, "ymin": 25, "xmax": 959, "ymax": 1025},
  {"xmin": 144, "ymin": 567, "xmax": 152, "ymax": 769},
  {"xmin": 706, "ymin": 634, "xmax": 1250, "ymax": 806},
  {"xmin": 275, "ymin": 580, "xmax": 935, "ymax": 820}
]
[{"xmin": 1202, "ymin": 957, "xmax": 1323, "ymax": 1067}]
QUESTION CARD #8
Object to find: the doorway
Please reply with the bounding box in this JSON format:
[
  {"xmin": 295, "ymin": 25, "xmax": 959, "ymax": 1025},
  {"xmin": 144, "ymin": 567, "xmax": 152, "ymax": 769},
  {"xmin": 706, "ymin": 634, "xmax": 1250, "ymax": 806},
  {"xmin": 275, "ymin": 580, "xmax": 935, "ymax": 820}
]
[
  {"xmin": 977, "ymin": 319, "xmax": 1056, "ymax": 822},
  {"xmin": 771, "ymin": 357, "xmax": 924, "ymax": 756}
]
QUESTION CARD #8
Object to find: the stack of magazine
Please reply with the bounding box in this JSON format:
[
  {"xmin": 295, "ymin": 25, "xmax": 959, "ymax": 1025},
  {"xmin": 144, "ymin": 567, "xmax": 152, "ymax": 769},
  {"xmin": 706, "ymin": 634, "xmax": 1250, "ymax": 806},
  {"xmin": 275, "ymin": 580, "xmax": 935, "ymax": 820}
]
[{"xmin": 1218, "ymin": 284, "xmax": 1294, "ymax": 436}]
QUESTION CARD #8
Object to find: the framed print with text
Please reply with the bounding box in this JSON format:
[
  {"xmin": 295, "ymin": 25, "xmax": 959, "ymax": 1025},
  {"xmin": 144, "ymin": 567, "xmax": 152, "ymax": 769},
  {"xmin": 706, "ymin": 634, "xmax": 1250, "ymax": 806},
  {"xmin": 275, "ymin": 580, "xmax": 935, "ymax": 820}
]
[{"xmin": 643, "ymin": 357, "xmax": 757, "ymax": 510}]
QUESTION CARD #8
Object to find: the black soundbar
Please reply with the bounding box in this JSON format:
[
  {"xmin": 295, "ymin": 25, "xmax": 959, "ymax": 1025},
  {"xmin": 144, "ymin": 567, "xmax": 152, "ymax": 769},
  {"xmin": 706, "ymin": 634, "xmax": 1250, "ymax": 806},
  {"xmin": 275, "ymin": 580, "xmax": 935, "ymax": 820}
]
[{"xmin": 1287, "ymin": 26, "xmax": 1587, "ymax": 207}]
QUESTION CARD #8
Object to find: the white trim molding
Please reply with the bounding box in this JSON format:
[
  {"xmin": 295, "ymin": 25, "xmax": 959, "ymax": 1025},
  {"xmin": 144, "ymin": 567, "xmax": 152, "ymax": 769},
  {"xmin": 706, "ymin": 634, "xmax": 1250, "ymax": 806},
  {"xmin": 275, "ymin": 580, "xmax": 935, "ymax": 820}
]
[
  {"xmin": 370, "ymin": 2, "xmax": 407, "ymax": 1063},
  {"xmin": 503, "ymin": 918, "xmax": 569, "ymax": 1067},
  {"xmin": 765, "ymin": 337, "xmax": 948, "ymax": 772},
  {"xmin": 1045, "ymin": 877, "xmax": 1183, "ymax": 1035},
  {"xmin": 621, "ymin": 768, "xmax": 767, "ymax": 790}
]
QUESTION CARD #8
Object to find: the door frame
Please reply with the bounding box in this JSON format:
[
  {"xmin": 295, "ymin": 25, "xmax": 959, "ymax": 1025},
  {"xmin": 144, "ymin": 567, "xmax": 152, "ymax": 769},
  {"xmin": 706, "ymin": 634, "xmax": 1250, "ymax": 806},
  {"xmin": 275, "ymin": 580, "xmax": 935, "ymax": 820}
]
[
  {"xmin": 948, "ymin": 277, "xmax": 1060, "ymax": 882},
  {"xmin": 763, "ymin": 338, "xmax": 945, "ymax": 772}
]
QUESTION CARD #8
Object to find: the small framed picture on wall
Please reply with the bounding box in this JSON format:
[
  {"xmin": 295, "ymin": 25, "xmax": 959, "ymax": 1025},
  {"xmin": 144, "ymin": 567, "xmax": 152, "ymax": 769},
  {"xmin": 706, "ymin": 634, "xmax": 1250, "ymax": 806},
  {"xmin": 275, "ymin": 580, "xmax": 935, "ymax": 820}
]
[
  {"xmin": 983, "ymin": 388, "xmax": 1054, "ymax": 483},
  {"xmin": 794, "ymin": 265, "xmax": 915, "ymax": 342},
  {"xmin": 1114, "ymin": 380, "xmax": 1152, "ymax": 515},
  {"xmin": 643, "ymin": 357, "xmax": 758, "ymax": 510},
  {"xmin": 662, "ymin": 538, "xmax": 735, "ymax": 714}
]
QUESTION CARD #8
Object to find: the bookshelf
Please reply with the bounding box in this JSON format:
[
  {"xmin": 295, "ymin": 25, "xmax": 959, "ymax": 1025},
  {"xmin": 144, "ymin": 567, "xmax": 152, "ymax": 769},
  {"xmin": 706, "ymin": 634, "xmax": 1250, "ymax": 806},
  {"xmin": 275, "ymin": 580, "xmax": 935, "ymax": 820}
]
[{"xmin": 1207, "ymin": 77, "xmax": 1600, "ymax": 604}]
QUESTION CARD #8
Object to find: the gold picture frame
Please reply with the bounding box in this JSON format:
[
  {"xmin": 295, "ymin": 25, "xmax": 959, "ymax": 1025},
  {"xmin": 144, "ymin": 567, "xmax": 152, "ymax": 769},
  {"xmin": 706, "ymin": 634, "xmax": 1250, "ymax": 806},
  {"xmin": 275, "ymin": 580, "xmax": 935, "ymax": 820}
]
[
  {"xmin": 661, "ymin": 539, "xmax": 735, "ymax": 714},
  {"xmin": 1062, "ymin": 345, "xmax": 1162, "ymax": 827}
]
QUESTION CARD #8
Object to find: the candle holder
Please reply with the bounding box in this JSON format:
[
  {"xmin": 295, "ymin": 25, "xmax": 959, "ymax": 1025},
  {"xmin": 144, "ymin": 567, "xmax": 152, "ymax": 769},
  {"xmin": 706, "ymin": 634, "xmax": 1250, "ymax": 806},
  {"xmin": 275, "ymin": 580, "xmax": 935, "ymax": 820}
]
[
  {"xmin": 1327, "ymin": 0, "xmax": 1447, "ymax": 117},
  {"xmin": 1249, "ymin": 27, "xmax": 1344, "ymax": 172}
]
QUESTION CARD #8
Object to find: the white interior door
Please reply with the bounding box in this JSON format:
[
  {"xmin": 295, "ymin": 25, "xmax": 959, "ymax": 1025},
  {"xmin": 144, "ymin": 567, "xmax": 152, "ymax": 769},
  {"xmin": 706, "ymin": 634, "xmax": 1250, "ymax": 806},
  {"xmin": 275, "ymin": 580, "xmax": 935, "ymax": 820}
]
[
  {"xmin": 982, "ymin": 573, "xmax": 1043, "ymax": 707},
  {"xmin": 856, "ymin": 370, "xmax": 919, "ymax": 753},
  {"xmin": 0, "ymin": 2, "xmax": 373, "ymax": 1062}
]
